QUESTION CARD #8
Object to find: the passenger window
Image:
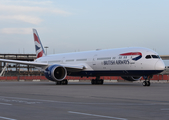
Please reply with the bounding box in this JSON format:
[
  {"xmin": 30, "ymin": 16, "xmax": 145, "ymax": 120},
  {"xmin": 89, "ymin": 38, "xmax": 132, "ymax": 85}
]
[
  {"xmin": 145, "ymin": 55, "xmax": 151, "ymax": 59},
  {"xmin": 66, "ymin": 59, "xmax": 74, "ymax": 62},
  {"xmin": 123, "ymin": 56, "xmax": 127, "ymax": 59},
  {"xmin": 76, "ymin": 59, "xmax": 87, "ymax": 61}
]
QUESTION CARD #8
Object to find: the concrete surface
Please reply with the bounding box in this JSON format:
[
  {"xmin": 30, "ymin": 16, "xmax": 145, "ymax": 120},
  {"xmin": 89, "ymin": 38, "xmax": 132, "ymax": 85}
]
[{"xmin": 0, "ymin": 82, "xmax": 168, "ymax": 120}]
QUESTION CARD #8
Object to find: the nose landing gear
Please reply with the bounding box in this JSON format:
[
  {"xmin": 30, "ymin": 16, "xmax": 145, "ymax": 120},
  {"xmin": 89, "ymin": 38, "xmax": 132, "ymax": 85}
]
[
  {"xmin": 142, "ymin": 81, "xmax": 150, "ymax": 86},
  {"xmin": 142, "ymin": 76, "xmax": 152, "ymax": 86}
]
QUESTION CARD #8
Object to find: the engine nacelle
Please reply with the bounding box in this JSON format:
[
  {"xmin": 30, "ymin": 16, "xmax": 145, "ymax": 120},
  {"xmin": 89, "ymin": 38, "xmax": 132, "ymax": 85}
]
[
  {"xmin": 44, "ymin": 65, "xmax": 67, "ymax": 82},
  {"xmin": 121, "ymin": 76, "xmax": 142, "ymax": 81}
]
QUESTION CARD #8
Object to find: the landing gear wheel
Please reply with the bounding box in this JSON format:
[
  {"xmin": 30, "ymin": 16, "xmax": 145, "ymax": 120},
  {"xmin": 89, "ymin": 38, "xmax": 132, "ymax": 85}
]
[
  {"xmin": 146, "ymin": 81, "xmax": 150, "ymax": 86},
  {"xmin": 56, "ymin": 79, "xmax": 68, "ymax": 85},
  {"xmin": 142, "ymin": 75, "xmax": 152, "ymax": 87},
  {"xmin": 99, "ymin": 79, "xmax": 104, "ymax": 85},
  {"xmin": 62, "ymin": 79, "xmax": 68, "ymax": 85},
  {"xmin": 91, "ymin": 79, "xmax": 96, "ymax": 85},
  {"xmin": 91, "ymin": 78, "xmax": 104, "ymax": 85},
  {"xmin": 142, "ymin": 81, "xmax": 147, "ymax": 86},
  {"xmin": 56, "ymin": 81, "xmax": 61, "ymax": 85}
]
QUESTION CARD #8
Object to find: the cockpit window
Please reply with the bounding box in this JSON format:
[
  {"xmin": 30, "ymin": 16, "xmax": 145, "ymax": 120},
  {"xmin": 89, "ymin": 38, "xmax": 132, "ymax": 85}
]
[
  {"xmin": 151, "ymin": 55, "xmax": 160, "ymax": 59},
  {"xmin": 145, "ymin": 55, "xmax": 151, "ymax": 59},
  {"xmin": 145, "ymin": 55, "xmax": 160, "ymax": 59},
  {"xmin": 158, "ymin": 55, "xmax": 161, "ymax": 59}
]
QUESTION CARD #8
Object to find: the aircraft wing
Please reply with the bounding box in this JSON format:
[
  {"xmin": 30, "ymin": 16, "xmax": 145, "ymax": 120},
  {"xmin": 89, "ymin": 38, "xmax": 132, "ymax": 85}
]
[
  {"xmin": 0, "ymin": 59, "xmax": 48, "ymax": 67},
  {"xmin": 0, "ymin": 59, "xmax": 85, "ymax": 70}
]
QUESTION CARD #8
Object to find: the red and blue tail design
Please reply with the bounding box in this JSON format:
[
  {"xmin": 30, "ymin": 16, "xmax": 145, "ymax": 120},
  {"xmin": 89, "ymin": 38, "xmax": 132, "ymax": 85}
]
[{"xmin": 33, "ymin": 29, "xmax": 46, "ymax": 58}]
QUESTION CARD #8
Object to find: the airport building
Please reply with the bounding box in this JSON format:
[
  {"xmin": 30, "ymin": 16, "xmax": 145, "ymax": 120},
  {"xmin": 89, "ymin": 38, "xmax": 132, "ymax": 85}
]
[{"xmin": 0, "ymin": 54, "xmax": 43, "ymax": 76}]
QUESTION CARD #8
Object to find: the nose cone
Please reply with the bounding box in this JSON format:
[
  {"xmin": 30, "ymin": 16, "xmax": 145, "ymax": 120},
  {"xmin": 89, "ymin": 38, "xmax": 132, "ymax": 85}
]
[{"xmin": 155, "ymin": 60, "xmax": 165, "ymax": 70}]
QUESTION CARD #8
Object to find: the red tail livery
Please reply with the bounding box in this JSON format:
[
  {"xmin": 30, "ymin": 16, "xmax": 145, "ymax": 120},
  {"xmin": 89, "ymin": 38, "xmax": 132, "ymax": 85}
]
[{"xmin": 33, "ymin": 29, "xmax": 45, "ymax": 58}]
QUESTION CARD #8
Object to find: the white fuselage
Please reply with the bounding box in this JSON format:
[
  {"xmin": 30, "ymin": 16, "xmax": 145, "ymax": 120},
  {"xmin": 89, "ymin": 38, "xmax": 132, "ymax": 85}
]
[{"xmin": 35, "ymin": 47, "xmax": 165, "ymax": 77}]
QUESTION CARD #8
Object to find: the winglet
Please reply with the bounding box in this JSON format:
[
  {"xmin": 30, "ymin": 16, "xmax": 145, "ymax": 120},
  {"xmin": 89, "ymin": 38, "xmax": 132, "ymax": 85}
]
[{"xmin": 33, "ymin": 29, "xmax": 46, "ymax": 58}]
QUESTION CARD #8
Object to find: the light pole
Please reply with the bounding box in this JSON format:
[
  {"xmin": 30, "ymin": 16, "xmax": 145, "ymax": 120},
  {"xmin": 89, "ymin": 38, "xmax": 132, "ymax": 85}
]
[{"xmin": 44, "ymin": 46, "xmax": 49, "ymax": 55}]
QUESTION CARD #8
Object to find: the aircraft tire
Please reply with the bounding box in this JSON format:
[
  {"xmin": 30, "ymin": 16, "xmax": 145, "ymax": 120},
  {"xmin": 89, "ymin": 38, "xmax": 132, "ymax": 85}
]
[
  {"xmin": 65, "ymin": 80, "xmax": 68, "ymax": 85},
  {"xmin": 91, "ymin": 79, "xmax": 95, "ymax": 85},
  {"xmin": 100, "ymin": 79, "xmax": 104, "ymax": 84},
  {"xmin": 142, "ymin": 81, "xmax": 147, "ymax": 86},
  {"xmin": 96, "ymin": 80, "xmax": 100, "ymax": 84},
  {"xmin": 62, "ymin": 79, "xmax": 68, "ymax": 85},
  {"xmin": 56, "ymin": 81, "xmax": 61, "ymax": 85},
  {"xmin": 91, "ymin": 79, "xmax": 104, "ymax": 85},
  {"xmin": 146, "ymin": 81, "xmax": 150, "ymax": 86},
  {"xmin": 56, "ymin": 80, "xmax": 68, "ymax": 85}
]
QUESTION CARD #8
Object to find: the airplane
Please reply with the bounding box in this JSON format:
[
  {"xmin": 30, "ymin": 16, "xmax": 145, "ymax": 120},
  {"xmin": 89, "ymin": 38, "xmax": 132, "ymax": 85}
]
[{"xmin": 0, "ymin": 29, "xmax": 165, "ymax": 86}]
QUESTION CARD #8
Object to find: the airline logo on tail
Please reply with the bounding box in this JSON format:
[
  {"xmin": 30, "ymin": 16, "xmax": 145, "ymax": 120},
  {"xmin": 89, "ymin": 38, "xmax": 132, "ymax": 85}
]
[
  {"xmin": 120, "ymin": 52, "xmax": 142, "ymax": 61},
  {"xmin": 33, "ymin": 29, "xmax": 46, "ymax": 58}
]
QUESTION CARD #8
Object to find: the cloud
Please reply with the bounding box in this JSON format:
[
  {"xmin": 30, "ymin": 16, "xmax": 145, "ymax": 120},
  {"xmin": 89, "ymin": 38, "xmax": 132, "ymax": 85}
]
[
  {"xmin": 0, "ymin": 4, "xmax": 71, "ymax": 15},
  {"xmin": 0, "ymin": 0, "xmax": 72, "ymax": 25},
  {"xmin": 0, "ymin": 15, "xmax": 42, "ymax": 25},
  {"xmin": 0, "ymin": 28, "xmax": 32, "ymax": 34},
  {"xmin": 0, "ymin": 0, "xmax": 53, "ymax": 5}
]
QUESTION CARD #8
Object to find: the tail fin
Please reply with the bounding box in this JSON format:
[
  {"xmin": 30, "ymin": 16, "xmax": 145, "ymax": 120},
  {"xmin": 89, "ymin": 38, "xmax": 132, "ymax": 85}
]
[{"xmin": 33, "ymin": 29, "xmax": 46, "ymax": 58}]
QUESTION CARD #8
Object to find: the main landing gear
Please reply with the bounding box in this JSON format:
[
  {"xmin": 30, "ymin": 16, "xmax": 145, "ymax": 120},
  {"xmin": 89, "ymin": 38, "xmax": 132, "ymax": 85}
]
[
  {"xmin": 56, "ymin": 79, "xmax": 68, "ymax": 85},
  {"xmin": 142, "ymin": 76, "xmax": 152, "ymax": 86},
  {"xmin": 91, "ymin": 77, "xmax": 104, "ymax": 85}
]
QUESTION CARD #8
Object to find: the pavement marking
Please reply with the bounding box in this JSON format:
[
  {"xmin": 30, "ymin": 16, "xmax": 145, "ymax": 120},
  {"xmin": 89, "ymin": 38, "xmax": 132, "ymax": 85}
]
[
  {"xmin": 0, "ymin": 116, "xmax": 16, "ymax": 120},
  {"xmin": 0, "ymin": 98, "xmax": 42, "ymax": 105},
  {"xmin": 0, "ymin": 96, "xmax": 75, "ymax": 104},
  {"xmin": 68, "ymin": 111, "xmax": 127, "ymax": 120},
  {"xmin": 0, "ymin": 96, "xmax": 151, "ymax": 105},
  {"xmin": 161, "ymin": 108, "xmax": 169, "ymax": 111},
  {"xmin": 0, "ymin": 103, "xmax": 12, "ymax": 106},
  {"xmin": 0, "ymin": 96, "xmax": 169, "ymax": 106}
]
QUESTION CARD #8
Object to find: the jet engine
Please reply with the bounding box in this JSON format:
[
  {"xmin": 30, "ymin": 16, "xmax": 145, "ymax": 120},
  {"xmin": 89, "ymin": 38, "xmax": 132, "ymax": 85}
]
[
  {"xmin": 44, "ymin": 65, "xmax": 67, "ymax": 81},
  {"xmin": 121, "ymin": 76, "xmax": 142, "ymax": 81}
]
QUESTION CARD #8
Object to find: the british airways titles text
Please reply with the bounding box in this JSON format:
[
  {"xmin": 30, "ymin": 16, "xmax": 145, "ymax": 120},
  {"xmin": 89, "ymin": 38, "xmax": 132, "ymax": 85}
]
[{"xmin": 103, "ymin": 60, "xmax": 131, "ymax": 65}]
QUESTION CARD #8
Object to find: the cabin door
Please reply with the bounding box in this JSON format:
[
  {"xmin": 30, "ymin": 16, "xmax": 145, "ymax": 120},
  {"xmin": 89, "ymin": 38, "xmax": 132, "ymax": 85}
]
[{"xmin": 92, "ymin": 54, "xmax": 97, "ymax": 70}]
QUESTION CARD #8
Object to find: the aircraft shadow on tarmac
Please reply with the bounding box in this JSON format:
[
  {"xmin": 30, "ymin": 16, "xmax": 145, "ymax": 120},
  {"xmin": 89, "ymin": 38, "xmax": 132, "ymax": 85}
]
[{"xmin": 19, "ymin": 82, "xmax": 142, "ymax": 87}]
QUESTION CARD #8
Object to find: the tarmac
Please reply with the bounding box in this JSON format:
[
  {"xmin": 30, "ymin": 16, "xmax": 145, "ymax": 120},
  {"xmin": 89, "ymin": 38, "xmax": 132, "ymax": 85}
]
[{"xmin": 0, "ymin": 81, "xmax": 168, "ymax": 120}]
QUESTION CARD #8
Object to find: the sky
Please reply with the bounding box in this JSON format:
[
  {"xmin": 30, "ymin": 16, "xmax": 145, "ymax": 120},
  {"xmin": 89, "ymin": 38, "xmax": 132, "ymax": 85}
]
[{"xmin": 0, "ymin": 0, "xmax": 169, "ymax": 55}]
